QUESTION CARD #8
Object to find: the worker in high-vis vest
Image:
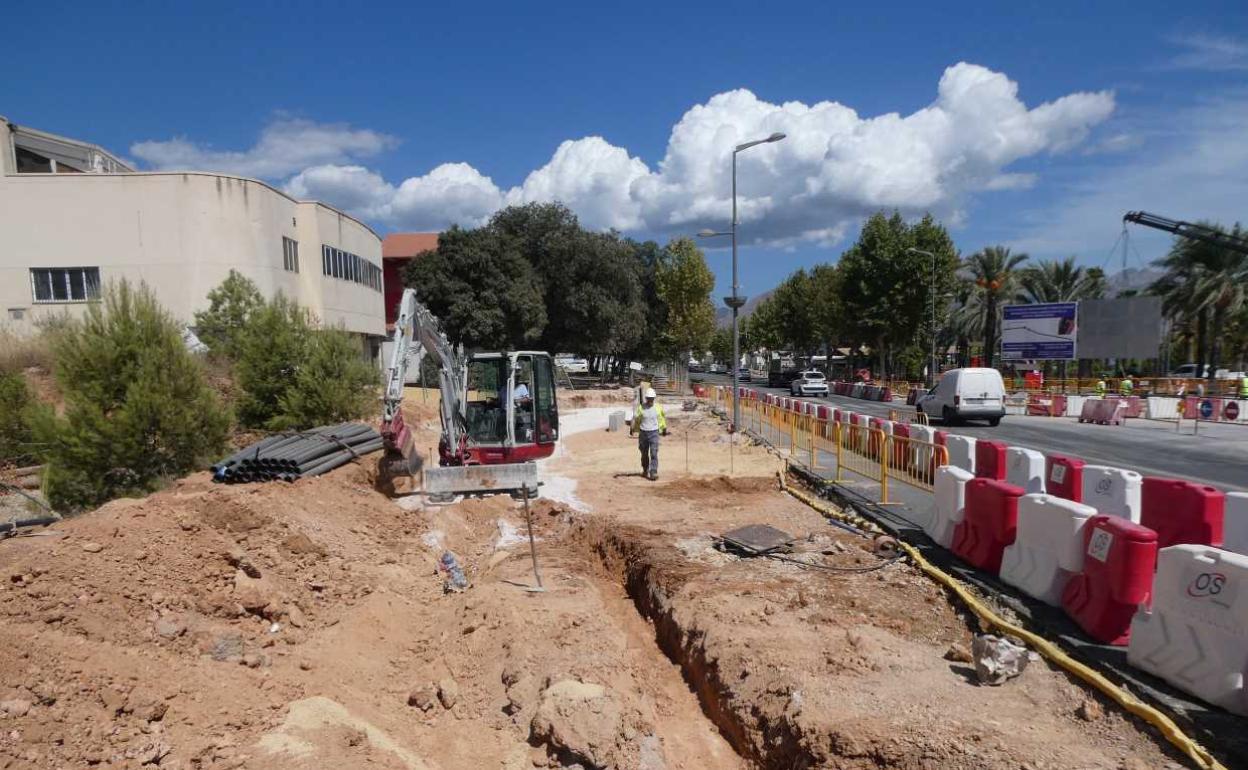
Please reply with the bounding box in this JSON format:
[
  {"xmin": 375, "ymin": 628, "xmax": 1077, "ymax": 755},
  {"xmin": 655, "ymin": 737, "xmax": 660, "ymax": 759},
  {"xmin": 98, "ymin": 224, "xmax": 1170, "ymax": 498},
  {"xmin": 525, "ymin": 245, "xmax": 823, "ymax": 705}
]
[
  {"xmin": 630, "ymin": 387, "xmax": 667, "ymax": 481},
  {"xmin": 1119, "ymin": 376, "xmax": 1134, "ymax": 397},
  {"xmin": 1095, "ymin": 379, "xmax": 1107, "ymax": 398},
  {"xmin": 1240, "ymin": 376, "xmax": 1248, "ymax": 399}
]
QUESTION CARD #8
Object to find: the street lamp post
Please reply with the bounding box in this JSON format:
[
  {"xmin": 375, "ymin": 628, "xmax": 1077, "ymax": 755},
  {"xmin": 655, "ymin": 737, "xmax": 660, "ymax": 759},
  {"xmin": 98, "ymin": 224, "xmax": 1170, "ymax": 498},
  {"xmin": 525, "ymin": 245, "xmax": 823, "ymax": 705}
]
[
  {"xmin": 699, "ymin": 131, "xmax": 786, "ymax": 432},
  {"xmin": 907, "ymin": 247, "xmax": 939, "ymax": 388}
]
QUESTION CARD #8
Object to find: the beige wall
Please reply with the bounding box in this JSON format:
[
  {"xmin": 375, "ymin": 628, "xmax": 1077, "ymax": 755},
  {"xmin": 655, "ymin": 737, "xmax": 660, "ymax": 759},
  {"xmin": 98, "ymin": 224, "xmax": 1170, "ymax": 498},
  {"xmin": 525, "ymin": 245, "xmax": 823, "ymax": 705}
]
[{"xmin": 0, "ymin": 152, "xmax": 384, "ymax": 339}]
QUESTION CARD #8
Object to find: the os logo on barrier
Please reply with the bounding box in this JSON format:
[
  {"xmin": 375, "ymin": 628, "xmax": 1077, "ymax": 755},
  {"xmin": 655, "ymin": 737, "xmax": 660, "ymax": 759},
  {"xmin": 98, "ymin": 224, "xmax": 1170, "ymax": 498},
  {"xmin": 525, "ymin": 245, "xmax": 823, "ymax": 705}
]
[
  {"xmin": 1226, "ymin": 402, "xmax": 1240, "ymax": 421},
  {"xmin": 1187, "ymin": 572, "xmax": 1226, "ymax": 598},
  {"xmin": 1199, "ymin": 399, "xmax": 1214, "ymax": 419},
  {"xmin": 1095, "ymin": 478, "xmax": 1113, "ymax": 495}
]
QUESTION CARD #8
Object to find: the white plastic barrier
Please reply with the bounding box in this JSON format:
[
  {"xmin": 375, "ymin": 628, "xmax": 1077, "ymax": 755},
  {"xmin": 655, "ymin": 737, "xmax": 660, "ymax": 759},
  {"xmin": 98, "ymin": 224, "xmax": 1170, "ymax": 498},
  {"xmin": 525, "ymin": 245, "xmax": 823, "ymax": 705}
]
[
  {"xmin": 927, "ymin": 466, "xmax": 974, "ymax": 547},
  {"xmin": 1146, "ymin": 397, "xmax": 1181, "ymax": 421},
  {"xmin": 1080, "ymin": 465, "xmax": 1142, "ymax": 523},
  {"xmin": 1128, "ymin": 545, "xmax": 1248, "ymax": 717},
  {"xmin": 853, "ymin": 413, "xmax": 872, "ymax": 453},
  {"xmin": 945, "ymin": 434, "xmax": 977, "ymax": 475},
  {"xmin": 1226, "ymin": 493, "xmax": 1248, "ymax": 556},
  {"xmin": 1000, "ymin": 494, "xmax": 1098, "ymax": 605},
  {"xmin": 1064, "ymin": 395, "xmax": 1086, "ymax": 417},
  {"xmin": 1005, "ymin": 447, "xmax": 1046, "ymax": 494},
  {"xmin": 910, "ymin": 424, "xmax": 935, "ymax": 473}
]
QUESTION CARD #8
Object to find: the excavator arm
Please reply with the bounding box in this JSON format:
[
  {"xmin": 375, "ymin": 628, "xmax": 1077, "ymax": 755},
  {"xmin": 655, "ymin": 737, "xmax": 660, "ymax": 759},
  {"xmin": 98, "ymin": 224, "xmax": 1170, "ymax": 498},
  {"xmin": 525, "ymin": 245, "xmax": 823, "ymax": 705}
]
[
  {"xmin": 1123, "ymin": 211, "xmax": 1248, "ymax": 256},
  {"xmin": 380, "ymin": 289, "xmax": 467, "ymax": 476}
]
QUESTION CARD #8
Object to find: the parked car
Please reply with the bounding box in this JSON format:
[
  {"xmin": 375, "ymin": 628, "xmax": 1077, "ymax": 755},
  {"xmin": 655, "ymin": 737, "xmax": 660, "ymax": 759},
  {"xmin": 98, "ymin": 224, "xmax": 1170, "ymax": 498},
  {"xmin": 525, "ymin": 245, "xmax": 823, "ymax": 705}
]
[
  {"xmin": 789, "ymin": 370, "xmax": 829, "ymax": 397},
  {"xmin": 736, "ymin": 367, "xmax": 752, "ymax": 383},
  {"xmin": 916, "ymin": 367, "xmax": 1006, "ymax": 426},
  {"xmin": 1169, "ymin": 363, "xmax": 1209, "ymax": 379},
  {"xmin": 708, "ymin": 362, "xmax": 726, "ymax": 374},
  {"xmin": 557, "ymin": 357, "xmax": 589, "ymax": 374},
  {"xmin": 688, "ymin": 361, "xmax": 706, "ymax": 373}
]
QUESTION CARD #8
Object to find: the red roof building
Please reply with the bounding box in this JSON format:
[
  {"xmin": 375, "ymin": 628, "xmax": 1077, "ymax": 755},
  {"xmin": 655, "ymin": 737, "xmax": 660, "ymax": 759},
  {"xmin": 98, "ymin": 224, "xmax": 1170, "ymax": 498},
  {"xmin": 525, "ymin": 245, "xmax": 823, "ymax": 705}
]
[{"xmin": 381, "ymin": 233, "xmax": 438, "ymax": 330}]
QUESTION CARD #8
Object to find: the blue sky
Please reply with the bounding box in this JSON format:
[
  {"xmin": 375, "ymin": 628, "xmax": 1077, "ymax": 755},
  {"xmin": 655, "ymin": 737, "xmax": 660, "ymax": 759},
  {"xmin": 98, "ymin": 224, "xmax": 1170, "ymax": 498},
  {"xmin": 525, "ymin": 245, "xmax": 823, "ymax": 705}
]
[{"xmin": 5, "ymin": 0, "xmax": 1248, "ymax": 298}]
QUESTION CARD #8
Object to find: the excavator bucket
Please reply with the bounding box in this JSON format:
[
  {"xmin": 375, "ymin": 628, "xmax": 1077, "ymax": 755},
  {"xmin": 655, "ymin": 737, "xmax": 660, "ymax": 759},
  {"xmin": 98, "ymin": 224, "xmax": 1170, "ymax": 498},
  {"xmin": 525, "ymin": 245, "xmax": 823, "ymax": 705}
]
[
  {"xmin": 379, "ymin": 412, "xmax": 424, "ymax": 481},
  {"xmin": 423, "ymin": 463, "xmax": 538, "ymax": 495}
]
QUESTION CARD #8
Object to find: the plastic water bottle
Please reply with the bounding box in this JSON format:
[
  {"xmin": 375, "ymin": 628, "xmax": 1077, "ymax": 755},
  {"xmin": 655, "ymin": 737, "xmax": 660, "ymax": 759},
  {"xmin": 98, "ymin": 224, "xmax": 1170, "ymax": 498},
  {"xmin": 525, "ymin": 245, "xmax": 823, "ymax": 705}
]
[{"xmin": 439, "ymin": 552, "xmax": 468, "ymax": 592}]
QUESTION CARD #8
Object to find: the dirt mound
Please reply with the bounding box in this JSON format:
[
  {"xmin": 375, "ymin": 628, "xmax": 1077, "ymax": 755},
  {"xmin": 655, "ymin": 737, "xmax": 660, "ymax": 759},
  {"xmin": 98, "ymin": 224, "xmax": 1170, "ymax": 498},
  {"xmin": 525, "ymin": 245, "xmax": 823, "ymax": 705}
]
[
  {"xmin": 560, "ymin": 387, "xmax": 635, "ymax": 408},
  {"xmin": 655, "ymin": 474, "xmax": 777, "ymax": 497}
]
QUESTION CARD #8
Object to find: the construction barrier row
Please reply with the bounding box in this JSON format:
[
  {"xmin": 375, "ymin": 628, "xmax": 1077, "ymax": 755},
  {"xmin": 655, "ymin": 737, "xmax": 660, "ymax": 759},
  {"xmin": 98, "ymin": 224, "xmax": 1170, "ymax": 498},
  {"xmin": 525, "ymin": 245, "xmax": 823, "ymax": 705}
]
[
  {"xmin": 831, "ymin": 381, "xmax": 894, "ymax": 402},
  {"xmin": 710, "ymin": 384, "xmax": 1248, "ymax": 721}
]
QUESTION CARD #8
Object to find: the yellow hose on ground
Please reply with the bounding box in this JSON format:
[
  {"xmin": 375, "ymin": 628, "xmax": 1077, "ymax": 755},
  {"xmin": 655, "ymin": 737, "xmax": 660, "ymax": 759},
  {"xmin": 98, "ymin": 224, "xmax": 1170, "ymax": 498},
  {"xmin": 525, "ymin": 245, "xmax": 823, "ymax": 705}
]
[{"xmin": 777, "ymin": 473, "xmax": 1227, "ymax": 770}]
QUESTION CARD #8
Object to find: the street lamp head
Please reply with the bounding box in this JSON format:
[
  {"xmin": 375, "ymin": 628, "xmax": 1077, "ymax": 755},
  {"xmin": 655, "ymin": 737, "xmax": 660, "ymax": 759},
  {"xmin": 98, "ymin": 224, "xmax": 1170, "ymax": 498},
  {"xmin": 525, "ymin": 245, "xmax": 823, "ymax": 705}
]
[
  {"xmin": 697, "ymin": 229, "xmax": 718, "ymax": 237},
  {"xmin": 766, "ymin": 132, "xmax": 787, "ymax": 143}
]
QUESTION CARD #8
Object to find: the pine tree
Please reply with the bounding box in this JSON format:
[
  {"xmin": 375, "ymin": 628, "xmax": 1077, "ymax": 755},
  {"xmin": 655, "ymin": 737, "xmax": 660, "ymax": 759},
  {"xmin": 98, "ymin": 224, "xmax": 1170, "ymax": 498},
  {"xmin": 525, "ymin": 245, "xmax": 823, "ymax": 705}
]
[
  {"xmin": 272, "ymin": 328, "xmax": 379, "ymax": 429},
  {"xmin": 0, "ymin": 372, "xmax": 35, "ymax": 466},
  {"xmin": 194, "ymin": 270, "xmax": 265, "ymax": 358},
  {"xmin": 30, "ymin": 281, "xmax": 230, "ymax": 510},
  {"xmin": 234, "ymin": 294, "xmax": 311, "ymax": 428}
]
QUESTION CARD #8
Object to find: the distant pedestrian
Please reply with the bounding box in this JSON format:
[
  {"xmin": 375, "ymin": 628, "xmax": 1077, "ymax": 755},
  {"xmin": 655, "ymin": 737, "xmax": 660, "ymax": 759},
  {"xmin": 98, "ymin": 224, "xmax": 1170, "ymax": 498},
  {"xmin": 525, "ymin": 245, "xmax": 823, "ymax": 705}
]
[
  {"xmin": 630, "ymin": 387, "xmax": 667, "ymax": 481},
  {"xmin": 1095, "ymin": 378, "xmax": 1107, "ymax": 398},
  {"xmin": 1119, "ymin": 376, "xmax": 1133, "ymax": 397},
  {"xmin": 1240, "ymin": 375, "xmax": 1248, "ymax": 399}
]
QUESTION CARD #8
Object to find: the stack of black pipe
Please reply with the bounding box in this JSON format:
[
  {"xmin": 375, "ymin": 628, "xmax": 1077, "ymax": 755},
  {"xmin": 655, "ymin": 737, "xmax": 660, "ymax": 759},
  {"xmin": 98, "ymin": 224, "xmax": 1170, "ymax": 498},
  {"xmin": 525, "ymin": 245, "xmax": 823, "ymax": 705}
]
[{"xmin": 211, "ymin": 423, "xmax": 383, "ymax": 484}]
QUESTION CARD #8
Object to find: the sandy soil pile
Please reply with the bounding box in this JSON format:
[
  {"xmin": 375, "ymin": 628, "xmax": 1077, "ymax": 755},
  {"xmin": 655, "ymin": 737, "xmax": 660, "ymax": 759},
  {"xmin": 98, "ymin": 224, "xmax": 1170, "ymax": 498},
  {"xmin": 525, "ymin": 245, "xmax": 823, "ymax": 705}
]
[{"xmin": 0, "ymin": 399, "xmax": 1188, "ymax": 770}]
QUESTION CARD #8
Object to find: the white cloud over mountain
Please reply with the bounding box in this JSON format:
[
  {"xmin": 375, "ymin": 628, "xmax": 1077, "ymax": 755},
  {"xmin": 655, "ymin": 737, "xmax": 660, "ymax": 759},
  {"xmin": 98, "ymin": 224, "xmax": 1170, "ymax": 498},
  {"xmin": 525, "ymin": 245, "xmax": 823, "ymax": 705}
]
[{"xmin": 132, "ymin": 63, "xmax": 1115, "ymax": 244}]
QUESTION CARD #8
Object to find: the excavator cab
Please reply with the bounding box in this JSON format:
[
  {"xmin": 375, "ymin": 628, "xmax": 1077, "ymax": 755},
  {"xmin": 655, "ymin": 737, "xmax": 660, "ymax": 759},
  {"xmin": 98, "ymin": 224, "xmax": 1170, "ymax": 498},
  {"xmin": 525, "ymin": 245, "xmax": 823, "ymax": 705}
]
[{"xmin": 458, "ymin": 351, "xmax": 559, "ymax": 465}]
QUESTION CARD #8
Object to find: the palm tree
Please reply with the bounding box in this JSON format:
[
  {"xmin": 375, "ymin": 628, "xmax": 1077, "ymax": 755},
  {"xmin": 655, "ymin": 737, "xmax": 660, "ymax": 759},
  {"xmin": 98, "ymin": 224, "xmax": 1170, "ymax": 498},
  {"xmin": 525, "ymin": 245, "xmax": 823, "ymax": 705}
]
[
  {"xmin": 963, "ymin": 246, "xmax": 1029, "ymax": 367},
  {"xmin": 1017, "ymin": 257, "xmax": 1107, "ymax": 304},
  {"xmin": 1150, "ymin": 223, "xmax": 1248, "ymax": 380}
]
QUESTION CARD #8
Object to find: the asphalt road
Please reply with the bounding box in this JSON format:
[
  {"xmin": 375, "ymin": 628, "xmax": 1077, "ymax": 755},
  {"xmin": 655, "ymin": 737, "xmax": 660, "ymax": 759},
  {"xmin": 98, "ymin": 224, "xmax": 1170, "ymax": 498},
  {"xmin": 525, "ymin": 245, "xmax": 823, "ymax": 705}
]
[{"xmin": 698, "ymin": 374, "xmax": 1248, "ymax": 492}]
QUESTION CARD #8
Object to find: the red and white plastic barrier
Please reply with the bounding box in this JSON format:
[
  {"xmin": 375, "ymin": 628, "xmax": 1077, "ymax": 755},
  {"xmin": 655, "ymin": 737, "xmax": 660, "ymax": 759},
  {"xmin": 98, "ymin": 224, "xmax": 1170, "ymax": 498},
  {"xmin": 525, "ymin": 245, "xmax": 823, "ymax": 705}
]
[
  {"xmin": 1061, "ymin": 515, "xmax": 1158, "ymax": 645},
  {"xmin": 952, "ymin": 478, "xmax": 1024, "ymax": 574},
  {"xmin": 927, "ymin": 465, "xmax": 973, "ymax": 548},
  {"xmin": 975, "ymin": 440, "xmax": 1008, "ymax": 481},
  {"xmin": 1045, "ymin": 455, "xmax": 1085, "ymax": 502},
  {"xmin": 1081, "ymin": 465, "xmax": 1142, "ymax": 523},
  {"xmin": 1139, "ymin": 477, "xmax": 1224, "ymax": 549},
  {"xmin": 945, "ymin": 434, "xmax": 976, "ymax": 475},
  {"xmin": 1227, "ymin": 493, "xmax": 1248, "ymax": 556},
  {"xmin": 1128, "ymin": 545, "xmax": 1248, "ymax": 716},
  {"xmin": 1000, "ymin": 494, "xmax": 1099, "ymax": 605},
  {"xmin": 1005, "ymin": 447, "xmax": 1046, "ymax": 494}
]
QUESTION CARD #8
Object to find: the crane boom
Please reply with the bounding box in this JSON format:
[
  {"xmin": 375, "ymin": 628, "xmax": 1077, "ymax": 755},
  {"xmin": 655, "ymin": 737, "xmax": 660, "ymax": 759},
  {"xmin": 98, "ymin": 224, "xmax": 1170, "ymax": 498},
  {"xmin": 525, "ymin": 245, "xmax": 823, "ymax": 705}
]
[
  {"xmin": 1123, "ymin": 211, "xmax": 1248, "ymax": 256},
  {"xmin": 380, "ymin": 289, "xmax": 467, "ymax": 473}
]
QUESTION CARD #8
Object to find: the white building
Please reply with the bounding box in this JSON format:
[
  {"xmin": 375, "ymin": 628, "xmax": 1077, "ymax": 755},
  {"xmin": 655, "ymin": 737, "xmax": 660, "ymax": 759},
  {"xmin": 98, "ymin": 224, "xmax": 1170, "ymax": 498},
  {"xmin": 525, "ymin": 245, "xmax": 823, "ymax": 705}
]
[{"xmin": 0, "ymin": 116, "xmax": 386, "ymax": 358}]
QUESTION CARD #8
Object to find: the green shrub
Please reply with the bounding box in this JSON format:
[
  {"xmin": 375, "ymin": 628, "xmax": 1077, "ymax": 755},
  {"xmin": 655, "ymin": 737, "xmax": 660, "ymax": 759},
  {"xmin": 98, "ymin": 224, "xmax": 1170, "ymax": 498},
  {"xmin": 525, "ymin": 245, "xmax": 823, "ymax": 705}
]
[
  {"xmin": 271, "ymin": 328, "xmax": 379, "ymax": 429},
  {"xmin": 194, "ymin": 270, "xmax": 264, "ymax": 359},
  {"xmin": 30, "ymin": 281, "xmax": 230, "ymax": 511},
  {"xmin": 233, "ymin": 294, "xmax": 311, "ymax": 428},
  {"xmin": 0, "ymin": 372, "xmax": 35, "ymax": 465}
]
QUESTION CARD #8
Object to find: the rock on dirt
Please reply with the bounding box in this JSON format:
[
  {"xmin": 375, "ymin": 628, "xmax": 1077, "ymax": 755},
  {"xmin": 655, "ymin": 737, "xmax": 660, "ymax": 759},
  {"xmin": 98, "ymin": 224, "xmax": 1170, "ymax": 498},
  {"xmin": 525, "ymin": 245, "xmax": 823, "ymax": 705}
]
[
  {"xmin": 530, "ymin": 679, "xmax": 650, "ymax": 769},
  {"xmin": 81, "ymin": 541, "xmax": 104, "ymax": 553},
  {"xmin": 971, "ymin": 634, "xmax": 1032, "ymax": 686},
  {"xmin": 437, "ymin": 678, "xmax": 459, "ymax": 709},
  {"xmin": 943, "ymin": 642, "xmax": 974, "ymax": 663},
  {"xmin": 0, "ymin": 699, "xmax": 32, "ymax": 717},
  {"xmin": 1076, "ymin": 699, "xmax": 1104, "ymax": 722},
  {"xmin": 407, "ymin": 684, "xmax": 438, "ymax": 711}
]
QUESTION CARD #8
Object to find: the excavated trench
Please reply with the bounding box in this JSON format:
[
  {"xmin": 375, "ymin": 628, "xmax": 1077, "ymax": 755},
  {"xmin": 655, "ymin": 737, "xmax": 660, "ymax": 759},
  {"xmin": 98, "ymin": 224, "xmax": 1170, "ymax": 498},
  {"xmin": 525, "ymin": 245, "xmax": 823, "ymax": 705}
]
[{"xmin": 581, "ymin": 521, "xmax": 813, "ymax": 770}]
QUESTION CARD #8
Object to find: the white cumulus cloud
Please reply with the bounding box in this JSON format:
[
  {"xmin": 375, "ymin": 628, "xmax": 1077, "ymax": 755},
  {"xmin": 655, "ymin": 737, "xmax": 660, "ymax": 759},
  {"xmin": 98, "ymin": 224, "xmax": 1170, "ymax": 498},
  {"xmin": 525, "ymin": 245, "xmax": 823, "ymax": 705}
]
[
  {"xmin": 132, "ymin": 63, "xmax": 1116, "ymax": 246},
  {"xmin": 131, "ymin": 117, "xmax": 398, "ymax": 178}
]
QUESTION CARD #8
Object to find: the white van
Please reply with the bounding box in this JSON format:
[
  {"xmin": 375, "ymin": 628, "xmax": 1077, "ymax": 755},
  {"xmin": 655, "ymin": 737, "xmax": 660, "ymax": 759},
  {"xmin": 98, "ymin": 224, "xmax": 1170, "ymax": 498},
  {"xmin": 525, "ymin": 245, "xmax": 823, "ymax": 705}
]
[{"xmin": 917, "ymin": 368, "xmax": 1007, "ymax": 426}]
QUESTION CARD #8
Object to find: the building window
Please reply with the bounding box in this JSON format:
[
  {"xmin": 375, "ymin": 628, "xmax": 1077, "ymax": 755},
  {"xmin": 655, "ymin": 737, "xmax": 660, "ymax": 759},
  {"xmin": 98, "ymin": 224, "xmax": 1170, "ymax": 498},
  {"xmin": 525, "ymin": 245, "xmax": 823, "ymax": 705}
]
[
  {"xmin": 317, "ymin": 244, "xmax": 383, "ymax": 293},
  {"xmin": 30, "ymin": 267, "xmax": 101, "ymax": 303},
  {"xmin": 282, "ymin": 237, "xmax": 299, "ymax": 273}
]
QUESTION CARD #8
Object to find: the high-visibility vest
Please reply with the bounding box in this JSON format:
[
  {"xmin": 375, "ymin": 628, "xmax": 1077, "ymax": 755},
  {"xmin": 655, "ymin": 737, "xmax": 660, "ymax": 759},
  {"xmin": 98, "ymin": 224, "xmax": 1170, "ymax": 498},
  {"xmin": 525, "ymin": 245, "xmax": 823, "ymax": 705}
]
[
  {"xmin": 1095, "ymin": 381, "xmax": 1106, "ymax": 397},
  {"xmin": 1240, "ymin": 377, "xmax": 1248, "ymax": 398},
  {"xmin": 1119, "ymin": 379, "xmax": 1133, "ymax": 396}
]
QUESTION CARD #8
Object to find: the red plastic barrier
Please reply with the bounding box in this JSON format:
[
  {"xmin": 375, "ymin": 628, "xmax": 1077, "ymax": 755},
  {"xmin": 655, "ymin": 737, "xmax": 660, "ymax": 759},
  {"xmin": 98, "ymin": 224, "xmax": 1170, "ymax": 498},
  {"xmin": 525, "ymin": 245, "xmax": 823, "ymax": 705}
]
[
  {"xmin": 891, "ymin": 422, "xmax": 911, "ymax": 470},
  {"xmin": 1027, "ymin": 394, "xmax": 1067, "ymax": 417},
  {"xmin": 1046, "ymin": 455, "xmax": 1085, "ymax": 502},
  {"xmin": 1107, "ymin": 395, "xmax": 1143, "ymax": 418},
  {"xmin": 833, "ymin": 409, "xmax": 841, "ymax": 423},
  {"xmin": 816, "ymin": 405, "xmax": 830, "ymax": 420},
  {"xmin": 952, "ymin": 478, "xmax": 1024, "ymax": 573},
  {"xmin": 1061, "ymin": 516, "xmax": 1157, "ymax": 645},
  {"xmin": 930, "ymin": 430, "xmax": 948, "ymax": 475},
  {"xmin": 975, "ymin": 440, "xmax": 1008, "ymax": 481},
  {"xmin": 1140, "ymin": 477, "xmax": 1225, "ymax": 549}
]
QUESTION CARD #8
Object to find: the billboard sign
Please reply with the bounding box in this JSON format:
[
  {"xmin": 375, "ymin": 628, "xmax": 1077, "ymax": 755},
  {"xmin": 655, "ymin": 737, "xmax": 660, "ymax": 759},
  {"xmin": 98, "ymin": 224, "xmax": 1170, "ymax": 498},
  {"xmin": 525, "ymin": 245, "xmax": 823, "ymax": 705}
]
[{"xmin": 1001, "ymin": 302, "xmax": 1078, "ymax": 360}]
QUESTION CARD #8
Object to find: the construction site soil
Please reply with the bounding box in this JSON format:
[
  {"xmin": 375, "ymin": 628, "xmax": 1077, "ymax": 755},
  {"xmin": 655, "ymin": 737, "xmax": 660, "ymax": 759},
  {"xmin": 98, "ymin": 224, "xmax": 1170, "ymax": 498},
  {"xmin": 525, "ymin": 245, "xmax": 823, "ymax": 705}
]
[{"xmin": 0, "ymin": 389, "xmax": 1190, "ymax": 769}]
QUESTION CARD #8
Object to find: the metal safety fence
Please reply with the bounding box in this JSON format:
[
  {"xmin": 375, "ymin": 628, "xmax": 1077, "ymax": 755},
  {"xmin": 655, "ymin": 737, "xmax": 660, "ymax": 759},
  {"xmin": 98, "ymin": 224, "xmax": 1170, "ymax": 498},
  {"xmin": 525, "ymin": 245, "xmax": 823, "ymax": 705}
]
[{"xmin": 708, "ymin": 387, "xmax": 948, "ymax": 505}]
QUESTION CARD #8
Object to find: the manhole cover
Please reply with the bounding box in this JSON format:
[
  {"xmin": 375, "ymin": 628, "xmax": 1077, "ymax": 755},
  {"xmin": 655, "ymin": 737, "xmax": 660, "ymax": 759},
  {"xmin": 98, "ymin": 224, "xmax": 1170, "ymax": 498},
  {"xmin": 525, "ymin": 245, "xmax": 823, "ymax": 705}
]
[{"xmin": 718, "ymin": 524, "xmax": 795, "ymax": 556}]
